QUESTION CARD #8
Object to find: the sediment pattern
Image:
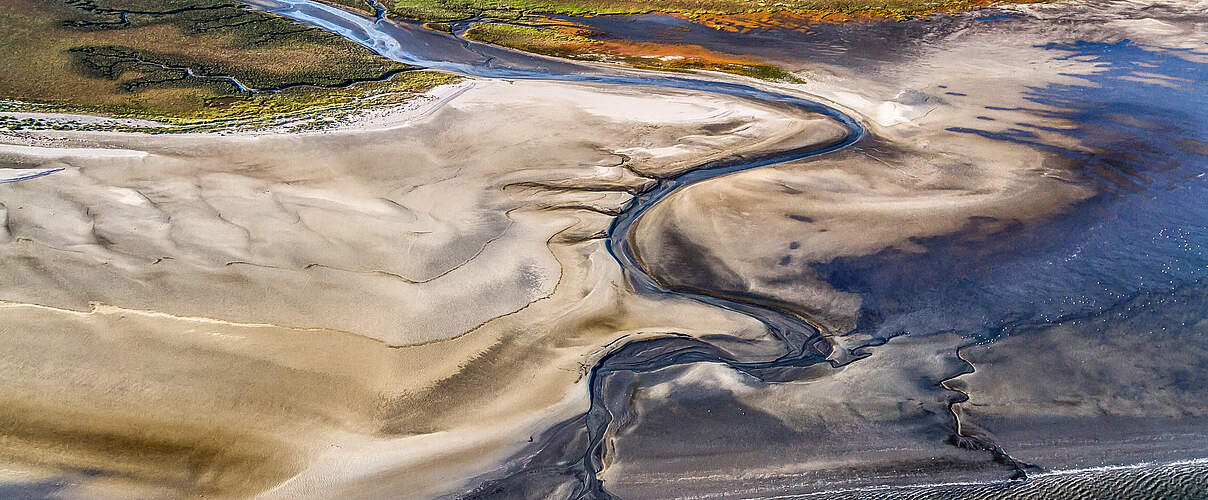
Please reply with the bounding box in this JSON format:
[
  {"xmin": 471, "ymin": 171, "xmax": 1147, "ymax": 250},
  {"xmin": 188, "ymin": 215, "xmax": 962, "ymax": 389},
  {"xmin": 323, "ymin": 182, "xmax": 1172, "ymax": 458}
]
[{"xmin": 1, "ymin": 0, "xmax": 1206, "ymax": 497}]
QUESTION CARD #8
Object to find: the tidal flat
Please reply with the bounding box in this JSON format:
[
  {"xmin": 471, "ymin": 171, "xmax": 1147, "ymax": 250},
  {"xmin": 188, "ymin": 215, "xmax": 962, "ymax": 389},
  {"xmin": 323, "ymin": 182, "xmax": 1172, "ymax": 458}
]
[
  {"xmin": 1, "ymin": 0, "xmax": 1207, "ymax": 498},
  {"xmin": 0, "ymin": 79, "xmax": 843, "ymax": 497}
]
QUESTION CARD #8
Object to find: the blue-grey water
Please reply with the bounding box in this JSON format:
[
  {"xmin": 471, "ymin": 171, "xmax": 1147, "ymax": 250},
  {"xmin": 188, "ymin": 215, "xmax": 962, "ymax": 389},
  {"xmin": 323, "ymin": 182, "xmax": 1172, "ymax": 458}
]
[{"xmin": 821, "ymin": 39, "xmax": 1208, "ymax": 342}]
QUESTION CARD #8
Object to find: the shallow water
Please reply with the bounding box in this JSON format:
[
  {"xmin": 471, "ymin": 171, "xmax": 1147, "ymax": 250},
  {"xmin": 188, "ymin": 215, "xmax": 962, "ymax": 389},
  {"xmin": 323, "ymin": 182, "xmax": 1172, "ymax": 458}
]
[
  {"xmin": 810, "ymin": 459, "xmax": 1208, "ymax": 499},
  {"xmin": 818, "ymin": 39, "xmax": 1208, "ymax": 341}
]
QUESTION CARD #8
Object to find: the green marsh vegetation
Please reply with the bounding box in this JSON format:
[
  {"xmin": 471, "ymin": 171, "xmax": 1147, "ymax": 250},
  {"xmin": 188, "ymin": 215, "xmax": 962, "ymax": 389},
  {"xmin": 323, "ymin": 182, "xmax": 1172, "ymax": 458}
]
[
  {"xmin": 0, "ymin": 72, "xmax": 459, "ymax": 133},
  {"xmin": 462, "ymin": 23, "xmax": 596, "ymax": 54},
  {"xmin": 0, "ymin": 0, "xmax": 455, "ymax": 127}
]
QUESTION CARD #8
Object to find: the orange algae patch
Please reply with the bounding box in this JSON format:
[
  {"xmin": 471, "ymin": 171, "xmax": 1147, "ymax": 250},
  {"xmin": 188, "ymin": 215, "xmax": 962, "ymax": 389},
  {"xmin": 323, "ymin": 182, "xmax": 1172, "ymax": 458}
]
[
  {"xmin": 584, "ymin": 39, "xmax": 799, "ymax": 81},
  {"xmin": 597, "ymin": 40, "xmax": 760, "ymax": 65}
]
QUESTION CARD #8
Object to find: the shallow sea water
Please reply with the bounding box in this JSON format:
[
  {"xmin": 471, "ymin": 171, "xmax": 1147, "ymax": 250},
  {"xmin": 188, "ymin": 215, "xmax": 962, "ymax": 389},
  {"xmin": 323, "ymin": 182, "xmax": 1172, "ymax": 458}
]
[
  {"xmin": 821, "ymin": 39, "xmax": 1208, "ymax": 342},
  {"xmin": 822, "ymin": 460, "xmax": 1208, "ymax": 499}
]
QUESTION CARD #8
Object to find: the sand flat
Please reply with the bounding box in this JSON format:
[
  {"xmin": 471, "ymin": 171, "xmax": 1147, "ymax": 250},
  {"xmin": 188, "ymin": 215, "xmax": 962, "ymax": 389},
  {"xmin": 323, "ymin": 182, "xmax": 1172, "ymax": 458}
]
[{"xmin": 0, "ymin": 77, "xmax": 841, "ymax": 497}]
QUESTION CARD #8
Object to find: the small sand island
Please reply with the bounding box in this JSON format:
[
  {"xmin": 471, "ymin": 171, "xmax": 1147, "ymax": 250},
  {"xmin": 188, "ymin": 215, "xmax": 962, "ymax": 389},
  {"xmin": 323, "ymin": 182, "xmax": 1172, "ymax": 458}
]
[{"xmin": 1, "ymin": 0, "xmax": 1206, "ymax": 497}]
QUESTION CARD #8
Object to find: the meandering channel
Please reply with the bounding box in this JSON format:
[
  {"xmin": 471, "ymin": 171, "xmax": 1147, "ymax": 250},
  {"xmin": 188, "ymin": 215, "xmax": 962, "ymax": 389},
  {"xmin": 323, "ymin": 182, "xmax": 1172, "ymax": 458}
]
[{"xmin": 240, "ymin": 0, "xmax": 868, "ymax": 496}]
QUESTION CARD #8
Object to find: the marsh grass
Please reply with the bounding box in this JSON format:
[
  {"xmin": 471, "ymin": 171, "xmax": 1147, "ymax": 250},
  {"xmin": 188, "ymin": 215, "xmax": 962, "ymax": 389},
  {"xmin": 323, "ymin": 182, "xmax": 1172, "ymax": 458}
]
[
  {"xmin": 0, "ymin": 71, "xmax": 459, "ymax": 133},
  {"xmin": 464, "ymin": 23, "xmax": 597, "ymax": 52},
  {"xmin": 0, "ymin": 0, "xmax": 420, "ymax": 120}
]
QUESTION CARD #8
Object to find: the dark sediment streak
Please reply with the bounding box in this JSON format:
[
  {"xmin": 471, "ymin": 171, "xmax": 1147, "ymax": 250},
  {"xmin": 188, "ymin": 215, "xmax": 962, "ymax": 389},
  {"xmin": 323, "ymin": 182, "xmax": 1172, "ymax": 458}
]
[{"xmin": 939, "ymin": 345, "xmax": 1040, "ymax": 479}]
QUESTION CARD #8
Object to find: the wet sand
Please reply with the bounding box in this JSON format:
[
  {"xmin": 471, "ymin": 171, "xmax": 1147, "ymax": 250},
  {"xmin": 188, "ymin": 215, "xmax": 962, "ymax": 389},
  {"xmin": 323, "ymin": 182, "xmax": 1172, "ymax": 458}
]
[{"xmin": 0, "ymin": 78, "xmax": 844, "ymax": 497}]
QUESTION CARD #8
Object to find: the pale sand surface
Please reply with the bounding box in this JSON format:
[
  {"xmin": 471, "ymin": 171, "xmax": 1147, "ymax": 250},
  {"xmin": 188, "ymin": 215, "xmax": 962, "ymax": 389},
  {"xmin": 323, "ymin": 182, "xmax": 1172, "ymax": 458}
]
[
  {"xmin": 0, "ymin": 79, "xmax": 834, "ymax": 347},
  {"xmin": 0, "ymin": 78, "xmax": 840, "ymax": 497}
]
